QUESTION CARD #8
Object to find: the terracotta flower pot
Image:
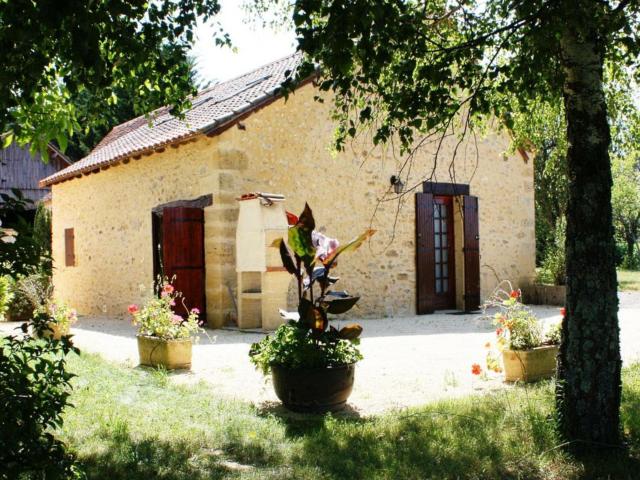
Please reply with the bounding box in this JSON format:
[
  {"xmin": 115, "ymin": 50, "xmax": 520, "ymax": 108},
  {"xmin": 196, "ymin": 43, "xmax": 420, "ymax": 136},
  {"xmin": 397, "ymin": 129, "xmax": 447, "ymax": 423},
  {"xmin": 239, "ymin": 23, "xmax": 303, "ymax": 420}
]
[
  {"xmin": 271, "ymin": 363, "xmax": 356, "ymax": 413},
  {"xmin": 39, "ymin": 322, "xmax": 70, "ymax": 340},
  {"xmin": 137, "ymin": 335, "xmax": 192, "ymax": 370},
  {"xmin": 502, "ymin": 345, "xmax": 559, "ymax": 382}
]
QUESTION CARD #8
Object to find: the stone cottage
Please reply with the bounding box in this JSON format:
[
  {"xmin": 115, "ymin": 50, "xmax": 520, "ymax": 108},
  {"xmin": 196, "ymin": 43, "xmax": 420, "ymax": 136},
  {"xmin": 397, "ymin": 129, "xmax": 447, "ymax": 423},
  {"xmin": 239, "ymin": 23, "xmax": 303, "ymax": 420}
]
[{"xmin": 40, "ymin": 53, "xmax": 535, "ymax": 328}]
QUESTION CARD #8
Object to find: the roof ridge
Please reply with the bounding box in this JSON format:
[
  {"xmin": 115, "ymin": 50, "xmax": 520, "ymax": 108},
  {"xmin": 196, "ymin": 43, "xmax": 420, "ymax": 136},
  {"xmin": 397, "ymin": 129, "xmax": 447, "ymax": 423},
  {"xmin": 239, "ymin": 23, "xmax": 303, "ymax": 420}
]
[
  {"xmin": 93, "ymin": 51, "xmax": 301, "ymax": 154},
  {"xmin": 203, "ymin": 51, "xmax": 301, "ymax": 89}
]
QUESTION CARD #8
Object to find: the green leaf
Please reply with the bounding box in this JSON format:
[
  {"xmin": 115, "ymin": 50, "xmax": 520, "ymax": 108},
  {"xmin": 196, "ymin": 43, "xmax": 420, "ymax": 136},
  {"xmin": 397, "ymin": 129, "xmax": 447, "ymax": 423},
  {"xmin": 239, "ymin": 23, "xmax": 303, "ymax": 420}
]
[
  {"xmin": 288, "ymin": 225, "xmax": 315, "ymax": 266},
  {"xmin": 2, "ymin": 133, "xmax": 13, "ymax": 148}
]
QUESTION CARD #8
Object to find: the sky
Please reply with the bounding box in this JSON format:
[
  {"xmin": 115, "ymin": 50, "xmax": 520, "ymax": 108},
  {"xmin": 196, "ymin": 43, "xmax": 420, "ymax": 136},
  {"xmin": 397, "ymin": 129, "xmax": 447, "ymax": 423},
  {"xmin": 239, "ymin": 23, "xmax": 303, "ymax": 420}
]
[{"xmin": 191, "ymin": 0, "xmax": 296, "ymax": 84}]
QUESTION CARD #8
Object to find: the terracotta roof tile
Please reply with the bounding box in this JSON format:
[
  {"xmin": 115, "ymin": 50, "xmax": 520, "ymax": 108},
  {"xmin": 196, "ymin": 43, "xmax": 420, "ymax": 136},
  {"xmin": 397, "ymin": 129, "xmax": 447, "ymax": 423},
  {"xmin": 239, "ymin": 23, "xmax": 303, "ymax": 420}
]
[{"xmin": 41, "ymin": 52, "xmax": 303, "ymax": 186}]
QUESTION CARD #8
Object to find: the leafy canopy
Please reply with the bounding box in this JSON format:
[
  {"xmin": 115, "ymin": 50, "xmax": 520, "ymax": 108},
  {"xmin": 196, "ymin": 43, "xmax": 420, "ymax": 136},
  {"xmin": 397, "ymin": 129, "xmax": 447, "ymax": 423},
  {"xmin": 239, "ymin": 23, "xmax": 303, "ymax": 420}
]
[
  {"xmin": 287, "ymin": 1, "xmax": 639, "ymax": 158},
  {"xmin": 0, "ymin": 0, "xmax": 227, "ymax": 158}
]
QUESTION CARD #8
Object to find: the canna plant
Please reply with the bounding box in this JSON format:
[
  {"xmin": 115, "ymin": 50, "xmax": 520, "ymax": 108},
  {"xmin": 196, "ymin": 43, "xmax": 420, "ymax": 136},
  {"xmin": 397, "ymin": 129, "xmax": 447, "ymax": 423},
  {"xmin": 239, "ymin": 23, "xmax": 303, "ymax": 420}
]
[{"xmin": 250, "ymin": 203, "xmax": 375, "ymax": 373}]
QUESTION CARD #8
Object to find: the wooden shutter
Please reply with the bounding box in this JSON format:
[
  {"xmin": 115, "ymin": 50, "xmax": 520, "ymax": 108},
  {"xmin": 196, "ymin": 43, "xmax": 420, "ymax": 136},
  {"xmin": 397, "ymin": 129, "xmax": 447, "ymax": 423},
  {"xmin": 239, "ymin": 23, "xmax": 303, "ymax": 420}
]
[
  {"xmin": 64, "ymin": 228, "xmax": 75, "ymax": 266},
  {"xmin": 416, "ymin": 193, "xmax": 435, "ymax": 314},
  {"xmin": 162, "ymin": 207, "xmax": 206, "ymax": 320},
  {"xmin": 463, "ymin": 195, "xmax": 480, "ymax": 311}
]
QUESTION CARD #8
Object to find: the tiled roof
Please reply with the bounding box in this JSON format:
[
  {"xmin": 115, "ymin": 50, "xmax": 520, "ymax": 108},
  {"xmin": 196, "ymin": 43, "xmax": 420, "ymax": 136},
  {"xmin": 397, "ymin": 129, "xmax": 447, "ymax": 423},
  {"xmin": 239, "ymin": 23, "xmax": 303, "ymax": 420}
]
[{"xmin": 41, "ymin": 52, "xmax": 304, "ymax": 186}]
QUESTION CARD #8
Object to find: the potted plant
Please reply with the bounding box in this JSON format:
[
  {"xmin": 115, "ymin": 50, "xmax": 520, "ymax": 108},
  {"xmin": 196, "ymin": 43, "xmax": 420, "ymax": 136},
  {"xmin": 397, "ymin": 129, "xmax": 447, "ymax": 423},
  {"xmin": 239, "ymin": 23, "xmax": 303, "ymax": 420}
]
[
  {"xmin": 32, "ymin": 299, "xmax": 78, "ymax": 340},
  {"xmin": 249, "ymin": 204, "xmax": 375, "ymax": 412},
  {"xmin": 128, "ymin": 280, "xmax": 202, "ymax": 370},
  {"xmin": 482, "ymin": 282, "xmax": 560, "ymax": 382}
]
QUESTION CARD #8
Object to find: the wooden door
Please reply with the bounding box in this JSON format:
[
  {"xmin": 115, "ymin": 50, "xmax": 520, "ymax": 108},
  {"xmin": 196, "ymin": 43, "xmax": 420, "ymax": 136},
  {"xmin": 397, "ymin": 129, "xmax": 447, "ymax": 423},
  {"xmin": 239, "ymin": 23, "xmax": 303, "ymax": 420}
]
[
  {"xmin": 416, "ymin": 193, "xmax": 435, "ymax": 314},
  {"xmin": 161, "ymin": 207, "xmax": 206, "ymax": 320},
  {"xmin": 433, "ymin": 196, "xmax": 456, "ymax": 310},
  {"xmin": 463, "ymin": 195, "xmax": 480, "ymax": 311}
]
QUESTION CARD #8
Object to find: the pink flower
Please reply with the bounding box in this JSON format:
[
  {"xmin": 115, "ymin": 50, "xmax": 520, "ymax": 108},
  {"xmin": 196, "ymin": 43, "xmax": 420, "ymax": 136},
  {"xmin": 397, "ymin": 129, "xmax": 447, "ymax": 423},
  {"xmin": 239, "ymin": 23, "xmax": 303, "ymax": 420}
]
[
  {"xmin": 191, "ymin": 307, "xmax": 200, "ymax": 315},
  {"xmin": 128, "ymin": 304, "xmax": 139, "ymax": 314},
  {"xmin": 170, "ymin": 299, "xmax": 176, "ymax": 306},
  {"xmin": 312, "ymin": 230, "xmax": 340, "ymax": 262},
  {"xmin": 172, "ymin": 314, "xmax": 183, "ymax": 325},
  {"xmin": 163, "ymin": 284, "xmax": 174, "ymax": 295}
]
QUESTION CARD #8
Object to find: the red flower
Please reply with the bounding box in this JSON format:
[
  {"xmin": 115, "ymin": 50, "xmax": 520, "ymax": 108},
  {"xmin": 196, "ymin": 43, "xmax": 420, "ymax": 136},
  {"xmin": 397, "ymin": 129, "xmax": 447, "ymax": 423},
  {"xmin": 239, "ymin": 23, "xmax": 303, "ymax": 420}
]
[
  {"xmin": 560, "ymin": 307, "xmax": 566, "ymax": 317},
  {"xmin": 127, "ymin": 304, "xmax": 139, "ymax": 314},
  {"xmin": 471, "ymin": 363, "xmax": 482, "ymax": 375},
  {"xmin": 496, "ymin": 327, "xmax": 504, "ymax": 336},
  {"xmin": 510, "ymin": 290, "xmax": 520, "ymax": 299}
]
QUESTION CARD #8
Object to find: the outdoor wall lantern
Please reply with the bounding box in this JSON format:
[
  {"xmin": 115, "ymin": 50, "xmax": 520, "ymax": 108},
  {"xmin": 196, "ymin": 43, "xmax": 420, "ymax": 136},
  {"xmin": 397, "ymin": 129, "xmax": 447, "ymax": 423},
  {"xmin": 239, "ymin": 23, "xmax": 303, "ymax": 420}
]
[{"xmin": 390, "ymin": 175, "xmax": 405, "ymax": 194}]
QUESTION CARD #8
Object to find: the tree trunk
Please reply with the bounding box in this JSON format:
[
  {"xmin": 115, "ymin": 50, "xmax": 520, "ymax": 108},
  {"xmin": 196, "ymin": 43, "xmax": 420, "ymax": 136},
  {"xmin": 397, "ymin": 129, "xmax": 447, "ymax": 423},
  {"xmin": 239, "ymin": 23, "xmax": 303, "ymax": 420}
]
[{"xmin": 556, "ymin": 2, "xmax": 621, "ymax": 451}]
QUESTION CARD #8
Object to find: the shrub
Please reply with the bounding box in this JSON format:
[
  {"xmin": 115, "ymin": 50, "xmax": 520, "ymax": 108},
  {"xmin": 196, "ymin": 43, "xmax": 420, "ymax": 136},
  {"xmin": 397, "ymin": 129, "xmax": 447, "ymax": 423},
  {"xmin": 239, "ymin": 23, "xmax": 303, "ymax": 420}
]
[
  {"xmin": 249, "ymin": 322, "xmax": 363, "ymax": 375},
  {"xmin": 537, "ymin": 216, "xmax": 566, "ymax": 286},
  {"xmin": 33, "ymin": 202, "xmax": 52, "ymax": 276},
  {"xmin": 0, "ymin": 276, "xmax": 13, "ymax": 321},
  {"xmin": 6, "ymin": 273, "xmax": 52, "ymax": 322},
  {"xmin": 0, "ymin": 329, "xmax": 82, "ymax": 478}
]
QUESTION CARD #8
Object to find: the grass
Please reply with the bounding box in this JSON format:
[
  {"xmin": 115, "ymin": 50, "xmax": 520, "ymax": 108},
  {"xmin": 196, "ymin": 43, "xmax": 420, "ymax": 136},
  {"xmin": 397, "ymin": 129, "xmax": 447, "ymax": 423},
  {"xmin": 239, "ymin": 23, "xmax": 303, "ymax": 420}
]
[
  {"xmin": 59, "ymin": 353, "xmax": 640, "ymax": 480},
  {"xmin": 619, "ymin": 269, "xmax": 640, "ymax": 291}
]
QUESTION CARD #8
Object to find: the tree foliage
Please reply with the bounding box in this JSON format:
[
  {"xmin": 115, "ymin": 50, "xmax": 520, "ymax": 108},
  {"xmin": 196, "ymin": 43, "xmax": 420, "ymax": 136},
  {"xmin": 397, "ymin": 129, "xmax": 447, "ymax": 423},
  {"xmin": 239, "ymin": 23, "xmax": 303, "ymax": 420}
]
[
  {"xmin": 509, "ymin": 66, "xmax": 640, "ymax": 268},
  {"xmin": 0, "ymin": 191, "xmax": 42, "ymax": 277},
  {"xmin": 0, "ymin": 328, "xmax": 81, "ymax": 479},
  {"xmin": 0, "ymin": 0, "xmax": 227, "ymax": 158}
]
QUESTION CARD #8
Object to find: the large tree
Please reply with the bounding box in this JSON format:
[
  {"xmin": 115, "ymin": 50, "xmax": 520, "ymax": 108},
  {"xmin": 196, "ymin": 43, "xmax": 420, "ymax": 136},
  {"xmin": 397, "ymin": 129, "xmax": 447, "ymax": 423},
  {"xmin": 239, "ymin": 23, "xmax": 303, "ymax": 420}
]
[
  {"xmin": 0, "ymin": 1, "xmax": 227, "ymax": 157},
  {"xmin": 276, "ymin": 0, "xmax": 639, "ymax": 450}
]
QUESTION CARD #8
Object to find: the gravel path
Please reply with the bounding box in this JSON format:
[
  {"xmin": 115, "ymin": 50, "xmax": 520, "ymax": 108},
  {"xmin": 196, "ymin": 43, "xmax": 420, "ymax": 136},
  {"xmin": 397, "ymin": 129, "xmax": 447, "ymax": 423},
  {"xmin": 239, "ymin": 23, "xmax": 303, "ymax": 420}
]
[{"xmin": 2, "ymin": 293, "xmax": 639, "ymax": 416}]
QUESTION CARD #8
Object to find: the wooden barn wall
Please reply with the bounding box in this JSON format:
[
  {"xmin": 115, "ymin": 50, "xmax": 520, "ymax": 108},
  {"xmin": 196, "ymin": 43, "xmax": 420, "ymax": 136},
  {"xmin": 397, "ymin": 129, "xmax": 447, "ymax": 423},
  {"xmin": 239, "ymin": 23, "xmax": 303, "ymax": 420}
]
[{"xmin": 0, "ymin": 143, "xmax": 67, "ymax": 204}]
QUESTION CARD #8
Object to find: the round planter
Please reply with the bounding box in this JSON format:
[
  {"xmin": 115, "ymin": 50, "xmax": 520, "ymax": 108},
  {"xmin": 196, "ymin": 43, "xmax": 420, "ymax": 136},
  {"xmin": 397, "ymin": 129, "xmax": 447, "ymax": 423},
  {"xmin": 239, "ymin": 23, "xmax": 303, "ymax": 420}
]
[
  {"xmin": 271, "ymin": 363, "xmax": 356, "ymax": 413},
  {"xmin": 502, "ymin": 345, "xmax": 559, "ymax": 382},
  {"xmin": 137, "ymin": 335, "xmax": 192, "ymax": 370}
]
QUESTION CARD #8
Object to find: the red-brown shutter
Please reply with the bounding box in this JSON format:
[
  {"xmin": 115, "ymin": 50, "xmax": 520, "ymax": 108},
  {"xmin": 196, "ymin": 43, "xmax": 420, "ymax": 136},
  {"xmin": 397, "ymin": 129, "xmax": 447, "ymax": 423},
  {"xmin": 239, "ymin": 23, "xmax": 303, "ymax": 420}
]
[
  {"xmin": 162, "ymin": 207, "xmax": 206, "ymax": 320},
  {"xmin": 463, "ymin": 195, "xmax": 480, "ymax": 311},
  {"xmin": 64, "ymin": 228, "xmax": 75, "ymax": 266},
  {"xmin": 416, "ymin": 193, "xmax": 435, "ymax": 314}
]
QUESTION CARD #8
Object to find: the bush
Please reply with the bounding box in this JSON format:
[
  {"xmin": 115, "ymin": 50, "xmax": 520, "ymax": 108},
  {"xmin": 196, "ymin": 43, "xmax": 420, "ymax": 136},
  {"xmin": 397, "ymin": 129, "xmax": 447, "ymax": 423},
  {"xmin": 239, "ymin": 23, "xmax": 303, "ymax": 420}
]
[
  {"xmin": 537, "ymin": 216, "xmax": 566, "ymax": 286},
  {"xmin": 249, "ymin": 322, "xmax": 363, "ymax": 375},
  {"xmin": 6, "ymin": 273, "xmax": 51, "ymax": 322},
  {"xmin": 0, "ymin": 276, "xmax": 13, "ymax": 321},
  {"xmin": 33, "ymin": 202, "xmax": 52, "ymax": 276},
  {"xmin": 0, "ymin": 328, "xmax": 82, "ymax": 479}
]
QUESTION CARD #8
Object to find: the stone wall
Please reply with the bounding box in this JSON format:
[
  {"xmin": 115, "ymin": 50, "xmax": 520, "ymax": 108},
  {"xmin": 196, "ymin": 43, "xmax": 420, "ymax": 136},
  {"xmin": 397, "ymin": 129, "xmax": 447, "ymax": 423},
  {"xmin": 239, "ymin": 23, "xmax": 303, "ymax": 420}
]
[{"xmin": 51, "ymin": 83, "xmax": 535, "ymax": 326}]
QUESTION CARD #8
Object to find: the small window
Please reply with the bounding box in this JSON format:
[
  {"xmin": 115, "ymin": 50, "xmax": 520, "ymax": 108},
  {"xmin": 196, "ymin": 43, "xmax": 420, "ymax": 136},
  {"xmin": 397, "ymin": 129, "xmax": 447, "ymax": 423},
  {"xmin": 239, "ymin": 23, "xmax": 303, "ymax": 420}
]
[{"xmin": 64, "ymin": 228, "xmax": 75, "ymax": 266}]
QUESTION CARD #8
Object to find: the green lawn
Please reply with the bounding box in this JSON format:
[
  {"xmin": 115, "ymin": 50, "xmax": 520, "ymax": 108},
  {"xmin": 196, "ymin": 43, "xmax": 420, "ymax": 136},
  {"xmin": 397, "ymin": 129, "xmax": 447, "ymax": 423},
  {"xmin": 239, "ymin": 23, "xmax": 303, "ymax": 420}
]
[
  {"xmin": 619, "ymin": 270, "xmax": 640, "ymax": 291},
  {"xmin": 59, "ymin": 353, "xmax": 640, "ymax": 480}
]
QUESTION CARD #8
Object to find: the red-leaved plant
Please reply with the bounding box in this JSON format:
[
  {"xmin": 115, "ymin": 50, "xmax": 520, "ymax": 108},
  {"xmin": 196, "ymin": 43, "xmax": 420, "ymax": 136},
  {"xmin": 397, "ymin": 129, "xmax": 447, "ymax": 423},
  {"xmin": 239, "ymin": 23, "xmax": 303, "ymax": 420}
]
[{"xmin": 274, "ymin": 203, "xmax": 375, "ymax": 339}]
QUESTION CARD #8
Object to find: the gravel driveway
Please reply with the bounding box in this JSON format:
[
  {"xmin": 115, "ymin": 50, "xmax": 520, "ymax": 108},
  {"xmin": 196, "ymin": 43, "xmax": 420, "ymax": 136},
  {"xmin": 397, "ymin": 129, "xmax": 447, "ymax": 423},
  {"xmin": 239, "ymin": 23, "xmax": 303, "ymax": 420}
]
[{"xmin": 2, "ymin": 293, "xmax": 639, "ymax": 415}]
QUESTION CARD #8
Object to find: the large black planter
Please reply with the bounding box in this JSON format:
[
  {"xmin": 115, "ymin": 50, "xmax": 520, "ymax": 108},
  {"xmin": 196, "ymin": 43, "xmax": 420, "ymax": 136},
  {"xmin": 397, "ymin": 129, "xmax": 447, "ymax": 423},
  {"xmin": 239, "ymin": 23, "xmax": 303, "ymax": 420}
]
[{"xmin": 271, "ymin": 363, "xmax": 356, "ymax": 413}]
